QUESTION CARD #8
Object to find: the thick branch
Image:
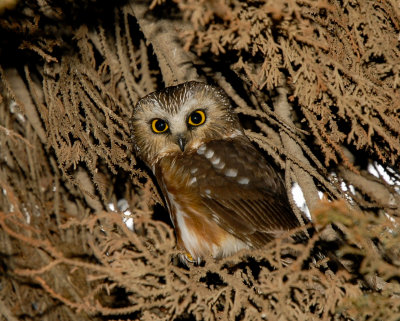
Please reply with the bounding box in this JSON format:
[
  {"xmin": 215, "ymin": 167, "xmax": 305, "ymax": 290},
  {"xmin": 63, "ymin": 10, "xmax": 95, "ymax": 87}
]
[
  {"xmin": 128, "ymin": 1, "xmax": 200, "ymax": 86},
  {"xmin": 339, "ymin": 166, "xmax": 400, "ymax": 210},
  {"xmin": 274, "ymin": 85, "xmax": 320, "ymax": 217}
]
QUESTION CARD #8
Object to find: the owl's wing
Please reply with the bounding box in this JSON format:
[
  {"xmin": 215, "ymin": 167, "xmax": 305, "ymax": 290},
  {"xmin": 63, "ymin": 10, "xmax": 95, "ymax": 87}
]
[{"xmin": 184, "ymin": 138, "xmax": 300, "ymax": 247}]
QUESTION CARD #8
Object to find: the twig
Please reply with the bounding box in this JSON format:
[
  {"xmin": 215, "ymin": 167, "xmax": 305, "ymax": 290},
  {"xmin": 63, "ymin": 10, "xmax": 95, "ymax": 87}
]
[{"xmin": 0, "ymin": 125, "xmax": 34, "ymax": 149}]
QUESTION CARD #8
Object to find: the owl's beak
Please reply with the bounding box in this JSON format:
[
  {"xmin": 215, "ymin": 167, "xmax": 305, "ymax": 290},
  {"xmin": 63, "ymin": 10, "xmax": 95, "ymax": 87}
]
[{"xmin": 176, "ymin": 135, "xmax": 187, "ymax": 152}]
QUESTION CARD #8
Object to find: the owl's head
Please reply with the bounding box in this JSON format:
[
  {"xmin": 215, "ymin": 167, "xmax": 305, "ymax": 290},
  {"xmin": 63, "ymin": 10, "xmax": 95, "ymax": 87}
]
[{"xmin": 130, "ymin": 81, "xmax": 243, "ymax": 167}]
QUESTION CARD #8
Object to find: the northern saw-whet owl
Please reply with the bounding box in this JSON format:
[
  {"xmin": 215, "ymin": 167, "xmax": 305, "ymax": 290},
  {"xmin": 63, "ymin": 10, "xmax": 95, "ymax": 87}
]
[{"xmin": 130, "ymin": 81, "xmax": 301, "ymax": 263}]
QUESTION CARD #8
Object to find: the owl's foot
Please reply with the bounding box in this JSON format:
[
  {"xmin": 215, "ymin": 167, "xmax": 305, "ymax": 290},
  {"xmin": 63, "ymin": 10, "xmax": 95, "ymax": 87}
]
[
  {"xmin": 180, "ymin": 252, "xmax": 202, "ymax": 265},
  {"xmin": 185, "ymin": 252, "xmax": 194, "ymax": 262}
]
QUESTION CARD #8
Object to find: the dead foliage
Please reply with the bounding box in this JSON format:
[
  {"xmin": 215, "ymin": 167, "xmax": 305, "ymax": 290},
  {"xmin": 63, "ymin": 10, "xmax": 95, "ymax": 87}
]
[{"xmin": 0, "ymin": 0, "xmax": 399, "ymax": 320}]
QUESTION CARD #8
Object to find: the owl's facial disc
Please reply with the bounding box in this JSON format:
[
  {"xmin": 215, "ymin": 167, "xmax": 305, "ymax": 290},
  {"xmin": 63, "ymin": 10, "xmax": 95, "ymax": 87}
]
[{"xmin": 131, "ymin": 81, "xmax": 243, "ymax": 166}]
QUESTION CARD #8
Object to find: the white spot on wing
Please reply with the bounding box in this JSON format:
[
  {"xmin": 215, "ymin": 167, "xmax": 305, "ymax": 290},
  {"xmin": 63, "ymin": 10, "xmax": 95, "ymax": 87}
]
[
  {"xmin": 188, "ymin": 177, "xmax": 197, "ymax": 185},
  {"xmin": 197, "ymin": 144, "xmax": 206, "ymax": 155},
  {"xmin": 225, "ymin": 168, "xmax": 238, "ymax": 177},
  {"xmin": 238, "ymin": 177, "xmax": 250, "ymax": 184},
  {"xmin": 205, "ymin": 149, "xmax": 214, "ymax": 159},
  {"xmin": 190, "ymin": 167, "xmax": 198, "ymax": 174},
  {"xmin": 211, "ymin": 157, "xmax": 220, "ymax": 165},
  {"xmin": 205, "ymin": 189, "xmax": 211, "ymax": 195},
  {"xmin": 214, "ymin": 162, "xmax": 225, "ymax": 169}
]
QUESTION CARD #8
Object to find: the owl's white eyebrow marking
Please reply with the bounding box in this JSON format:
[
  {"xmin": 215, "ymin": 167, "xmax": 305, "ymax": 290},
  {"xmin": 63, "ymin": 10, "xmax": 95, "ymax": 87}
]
[
  {"xmin": 197, "ymin": 145, "xmax": 206, "ymax": 155},
  {"xmin": 238, "ymin": 177, "xmax": 250, "ymax": 185},
  {"xmin": 211, "ymin": 156, "xmax": 220, "ymax": 165},
  {"xmin": 205, "ymin": 149, "xmax": 214, "ymax": 159},
  {"xmin": 190, "ymin": 168, "xmax": 198, "ymax": 174},
  {"xmin": 188, "ymin": 177, "xmax": 197, "ymax": 185},
  {"xmin": 225, "ymin": 168, "xmax": 238, "ymax": 177}
]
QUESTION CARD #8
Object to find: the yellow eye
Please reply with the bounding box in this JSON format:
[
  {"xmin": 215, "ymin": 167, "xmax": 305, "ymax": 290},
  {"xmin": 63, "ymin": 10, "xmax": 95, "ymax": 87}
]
[
  {"xmin": 151, "ymin": 119, "xmax": 168, "ymax": 133},
  {"xmin": 188, "ymin": 110, "xmax": 206, "ymax": 127}
]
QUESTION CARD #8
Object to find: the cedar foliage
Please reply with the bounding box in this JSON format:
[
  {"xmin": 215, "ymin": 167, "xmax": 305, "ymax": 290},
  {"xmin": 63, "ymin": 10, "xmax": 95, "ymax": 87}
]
[{"xmin": 0, "ymin": 0, "xmax": 399, "ymax": 320}]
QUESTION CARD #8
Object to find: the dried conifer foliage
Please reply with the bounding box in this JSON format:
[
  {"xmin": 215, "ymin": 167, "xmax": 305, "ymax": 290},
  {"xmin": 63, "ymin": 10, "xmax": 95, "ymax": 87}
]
[{"xmin": 0, "ymin": 0, "xmax": 399, "ymax": 320}]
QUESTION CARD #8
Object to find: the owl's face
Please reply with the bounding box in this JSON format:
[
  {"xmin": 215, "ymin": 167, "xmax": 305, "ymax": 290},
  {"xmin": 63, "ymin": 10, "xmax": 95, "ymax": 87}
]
[{"xmin": 130, "ymin": 82, "xmax": 243, "ymax": 167}]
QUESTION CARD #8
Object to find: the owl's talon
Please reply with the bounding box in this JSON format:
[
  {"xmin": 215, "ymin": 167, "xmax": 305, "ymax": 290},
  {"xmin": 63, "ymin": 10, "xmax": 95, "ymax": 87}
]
[{"xmin": 185, "ymin": 252, "xmax": 195, "ymax": 263}]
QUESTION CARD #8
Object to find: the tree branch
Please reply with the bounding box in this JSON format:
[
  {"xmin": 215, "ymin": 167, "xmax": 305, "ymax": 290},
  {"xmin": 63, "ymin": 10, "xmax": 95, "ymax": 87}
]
[
  {"xmin": 274, "ymin": 85, "xmax": 320, "ymax": 219},
  {"xmin": 128, "ymin": 1, "xmax": 200, "ymax": 86}
]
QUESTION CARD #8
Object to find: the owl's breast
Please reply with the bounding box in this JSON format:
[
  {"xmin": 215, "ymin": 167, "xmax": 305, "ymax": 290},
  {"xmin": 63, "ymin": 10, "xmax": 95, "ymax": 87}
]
[{"xmin": 155, "ymin": 153, "xmax": 249, "ymax": 262}]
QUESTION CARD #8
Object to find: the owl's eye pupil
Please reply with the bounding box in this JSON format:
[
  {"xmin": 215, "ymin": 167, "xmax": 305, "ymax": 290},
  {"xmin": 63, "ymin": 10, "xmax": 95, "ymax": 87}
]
[
  {"xmin": 155, "ymin": 120, "xmax": 166, "ymax": 131},
  {"xmin": 191, "ymin": 113, "xmax": 202, "ymax": 124},
  {"xmin": 188, "ymin": 110, "xmax": 206, "ymax": 127},
  {"xmin": 151, "ymin": 119, "xmax": 168, "ymax": 133}
]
